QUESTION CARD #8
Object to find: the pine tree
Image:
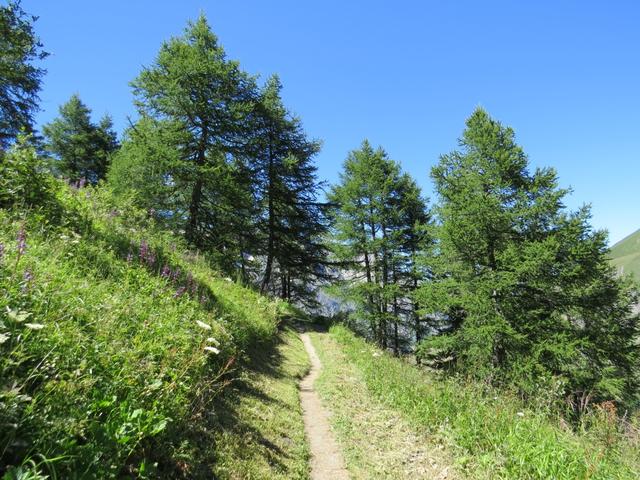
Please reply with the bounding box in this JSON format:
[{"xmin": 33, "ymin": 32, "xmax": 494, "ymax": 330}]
[
  {"xmin": 0, "ymin": 0, "xmax": 48, "ymax": 149},
  {"xmin": 417, "ymin": 108, "xmax": 639, "ymax": 410},
  {"xmin": 43, "ymin": 94, "xmax": 119, "ymax": 183},
  {"xmin": 329, "ymin": 141, "xmax": 430, "ymax": 352}
]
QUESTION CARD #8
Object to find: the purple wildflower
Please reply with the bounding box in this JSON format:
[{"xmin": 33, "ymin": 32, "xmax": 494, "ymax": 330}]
[
  {"xmin": 78, "ymin": 178, "xmax": 86, "ymax": 189},
  {"xmin": 108, "ymin": 209, "xmax": 119, "ymax": 219},
  {"xmin": 23, "ymin": 268, "xmax": 33, "ymax": 283},
  {"xmin": 171, "ymin": 267, "xmax": 181, "ymax": 283},
  {"xmin": 161, "ymin": 264, "xmax": 171, "ymax": 278},
  {"xmin": 17, "ymin": 225, "xmax": 27, "ymax": 256},
  {"xmin": 173, "ymin": 286, "xmax": 187, "ymax": 299},
  {"xmin": 22, "ymin": 268, "xmax": 34, "ymax": 293},
  {"xmin": 147, "ymin": 250, "xmax": 156, "ymax": 267},
  {"xmin": 139, "ymin": 240, "xmax": 149, "ymax": 263}
]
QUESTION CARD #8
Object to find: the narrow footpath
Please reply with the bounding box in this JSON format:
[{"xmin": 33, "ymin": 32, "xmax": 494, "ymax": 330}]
[{"xmin": 299, "ymin": 333, "xmax": 350, "ymax": 480}]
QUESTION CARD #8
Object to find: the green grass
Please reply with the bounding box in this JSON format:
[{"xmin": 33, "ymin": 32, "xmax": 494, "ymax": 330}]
[
  {"xmin": 211, "ymin": 326, "xmax": 310, "ymax": 479},
  {"xmin": 325, "ymin": 325, "xmax": 640, "ymax": 480},
  {"xmin": 0, "ymin": 184, "xmax": 291, "ymax": 478},
  {"xmin": 310, "ymin": 329, "xmax": 454, "ymax": 479},
  {"xmin": 610, "ymin": 229, "xmax": 640, "ymax": 279}
]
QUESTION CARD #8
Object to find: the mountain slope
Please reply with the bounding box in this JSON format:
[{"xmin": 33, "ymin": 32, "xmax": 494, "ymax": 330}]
[
  {"xmin": 610, "ymin": 229, "xmax": 640, "ymax": 279},
  {"xmin": 0, "ymin": 171, "xmax": 294, "ymax": 477}
]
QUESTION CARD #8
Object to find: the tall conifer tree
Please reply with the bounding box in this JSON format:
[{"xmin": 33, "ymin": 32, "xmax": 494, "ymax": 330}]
[
  {"xmin": 130, "ymin": 14, "xmax": 256, "ymax": 251},
  {"xmin": 43, "ymin": 94, "xmax": 118, "ymax": 183},
  {"xmin": 0, "ymin": 0, "xmax": 47, "ymax": 149},
  {"xmin": 418, "ymin": 108, "xmax": 639, "ymax": 409},
  {"xmin": 329, "ymin": 141, "xmax": 430, "ymax": 352},
  {"xmin": 251, "ymin": 75, "xmax": 327, "ymax": 301}
]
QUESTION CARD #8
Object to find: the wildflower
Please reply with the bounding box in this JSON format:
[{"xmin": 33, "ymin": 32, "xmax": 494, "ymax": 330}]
[
  {"xmin": 126, "ymin": 251, "xmax": 133, "ymax": 264},
  {"xmin": 22, "ymin": 268, "xmax": 34, "ymax": 293},
  {"xmin": 23, "ymin": 268, "xmax": 33, "ymax": 283},
  {"xmin": 204, "ymin": 346, "xmax": 220, "ymax": 354},
  {"xmin": 173, "ymin": 286, "xmax": 187, "ymax": 298},
  {"xmin": 206, "ymin": 337, "xmax": 220, "ymax": 346},
  {"xmin": 148, "ymin": 208, "xmax": 156, "ymax": 218},
  {"xmin": 196, "ymin": 320, "xmax": 212, "ymax": 330},
  {"xmin": 147, "ymin": 251, "xmax": 156, "ymax": 267},
  {"xmin": 139, "ymin": 240, "xmax": 149, "ymax": 263},
  {"xmin": 0, "ymin": 243, "xmax": 4, "ymax": 262},
  {"xmin": 78, "ymin": 178, "xmax": 86, "ymax": 188},
  {"xmin": 25, "ymin": 323, "xmax": 44, "ymax": 330},
  {"xmin": 17, "ymin": 225, "xmax": 27, "ymax": 256},
  {"xmin": 200, "ymin": 294, "xmax": 207, "ymax": 304},
  {"xmin": 108, "ymin": 209, "xmax": 119, "ymax": 218},
  {"xmin": 171, "ymin": 267, "xmax": 181, "ymax": 283},
  {"xmin": 161, "ymin": 264, "xmax": 171, "ymax": 278},
  {"xmin": 516, "ymin": 412, "xmax": 525, "ymax": 417}
]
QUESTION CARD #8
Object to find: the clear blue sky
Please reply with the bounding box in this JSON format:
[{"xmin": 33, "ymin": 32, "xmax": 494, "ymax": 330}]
[{"xmin": 24, "ymin": 0, "xmax": 639, "ymax": 244}]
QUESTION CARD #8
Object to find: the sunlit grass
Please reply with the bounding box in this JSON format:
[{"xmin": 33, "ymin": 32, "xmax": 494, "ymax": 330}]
[{"xmin": 327, "ymin": 325, "xmax": 640, "ymax": 480}]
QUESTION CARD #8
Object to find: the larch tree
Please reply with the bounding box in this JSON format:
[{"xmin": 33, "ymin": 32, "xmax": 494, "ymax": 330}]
[
  {"xmin": 130, "ymin": 14, "xmax": 256, "ymax": 254},
  {"xmin": 417, "ymin": 108, "xmax": 639, "ymax": 411},
  {"xmin": 251, "ymin": 75, "xmax": 328, "ymax": 302},
  {"xmin": 329, "ymin": 140, "xmax": 430, "ymax": 353}
]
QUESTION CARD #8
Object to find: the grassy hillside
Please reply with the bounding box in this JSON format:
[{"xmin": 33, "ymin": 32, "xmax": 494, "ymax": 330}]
[
  {"xmin": 320, "ymin": 325, "xmax": 640, "ymax": 479},
  {"xmin": 610, "ymin": 229, "xmax": 640, "ymax": 279},
  {"xmin": 0, "ymin": 170, "xmax": 293, "ymax": 478}
]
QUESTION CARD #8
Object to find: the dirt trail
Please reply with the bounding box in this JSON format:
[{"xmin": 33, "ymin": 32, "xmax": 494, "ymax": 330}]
[{"xmin": 299, "ymin": 333, "xmax": 350, "ymax": 480}]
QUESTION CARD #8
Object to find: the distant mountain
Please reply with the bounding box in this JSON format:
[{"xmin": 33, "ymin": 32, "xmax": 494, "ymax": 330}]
[{"xmin": 610, "ymin": 229, "xmax": 640, "ymax": 279}]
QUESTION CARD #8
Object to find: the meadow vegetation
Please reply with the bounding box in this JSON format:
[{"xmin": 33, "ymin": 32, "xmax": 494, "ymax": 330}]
[
  {"xmin": 324, "ymin": 324, "xmax": 640, "ymax": 479},
  {"xmin": 0, "ymin": 141, "xmax": 288, "ymax": 478}
]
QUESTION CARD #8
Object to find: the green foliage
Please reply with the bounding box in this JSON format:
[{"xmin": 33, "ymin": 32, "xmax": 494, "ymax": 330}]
[
  {"xmin": 42, "ymin": 94, "xmax": 119, "ymax": 184},
  {"xmin": 252, "ymin": 75, "xmax": 328, "ymax": 302},
  {"xmin": 0, "ymin": 175, "xmax": 285, "ymax": 477},
  {"xmin": 0, "ymin": 1, "xmax": 48, "ymax": 149},
  {"xmin": 129, "ymin": 14, "xmax": 256, "ymax": 253},
  {"xmin": 115, "ymin": 16, "xmax": 329, "ymax": 301},
  {"xmin": 328, "ymin": 324, "xmax": 640, "ymax": 479},
  {"xmin": 328, "ymin": 140, "xmax": 431, "ymax": 353},
  {"xmin": 417, "ymin": 108, "xmax": 640, "ymax": 410},
  {"xmin": 0, "ymin": 137, "xmax": 60, "ymax": 219}
]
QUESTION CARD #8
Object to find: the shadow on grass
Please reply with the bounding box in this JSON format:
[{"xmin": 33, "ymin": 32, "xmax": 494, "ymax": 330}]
[{"xmin": 207, "ymin": 328, "xmax": 303, "ymax": 475}]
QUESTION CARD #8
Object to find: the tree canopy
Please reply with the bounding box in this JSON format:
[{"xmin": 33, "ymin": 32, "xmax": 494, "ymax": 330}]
[{"xmin": 0, "ymin": 0, "xmax": 47, "ymax": 149}]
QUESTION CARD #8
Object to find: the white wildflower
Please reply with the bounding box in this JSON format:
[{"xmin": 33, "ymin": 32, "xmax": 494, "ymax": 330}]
[
  {"xmin": 204, "ymin": 346, "xmax": 220, "ymax": 354},
  {"xmin": 372, "ymin": 352, "xmax": 382, "ymax": 357},
  {"xmin": 516, "ymin": 411, "xmax": 525, "ymax": 417},
  {"xmin": 0, "ymin": 332, "xmax": 9, "ymax": 344},
  {"xmin": 25, "ymin": 323, "xmax": 44, "ymax": 330},
  {"xmin": 206, "ymin": 337, "xmax": 220, "ymax": 346},
  {"xmin": 196, "ymin": 320, "xmax": 212, "ymax": 330}
]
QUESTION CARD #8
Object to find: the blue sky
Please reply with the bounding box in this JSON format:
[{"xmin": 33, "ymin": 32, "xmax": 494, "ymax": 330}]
[{"xmin": 24, "ymin": 0, "xmax": 639, "ymax": 244}]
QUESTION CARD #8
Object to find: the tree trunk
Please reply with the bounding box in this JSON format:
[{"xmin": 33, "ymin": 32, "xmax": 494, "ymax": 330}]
[
  {"xmin": 185, "ymin": 128, "xmax": 208, "ymax": 245},
  {"xmin": 261, "ymin": 137, "xmax": 275, "ymax": 293}
]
